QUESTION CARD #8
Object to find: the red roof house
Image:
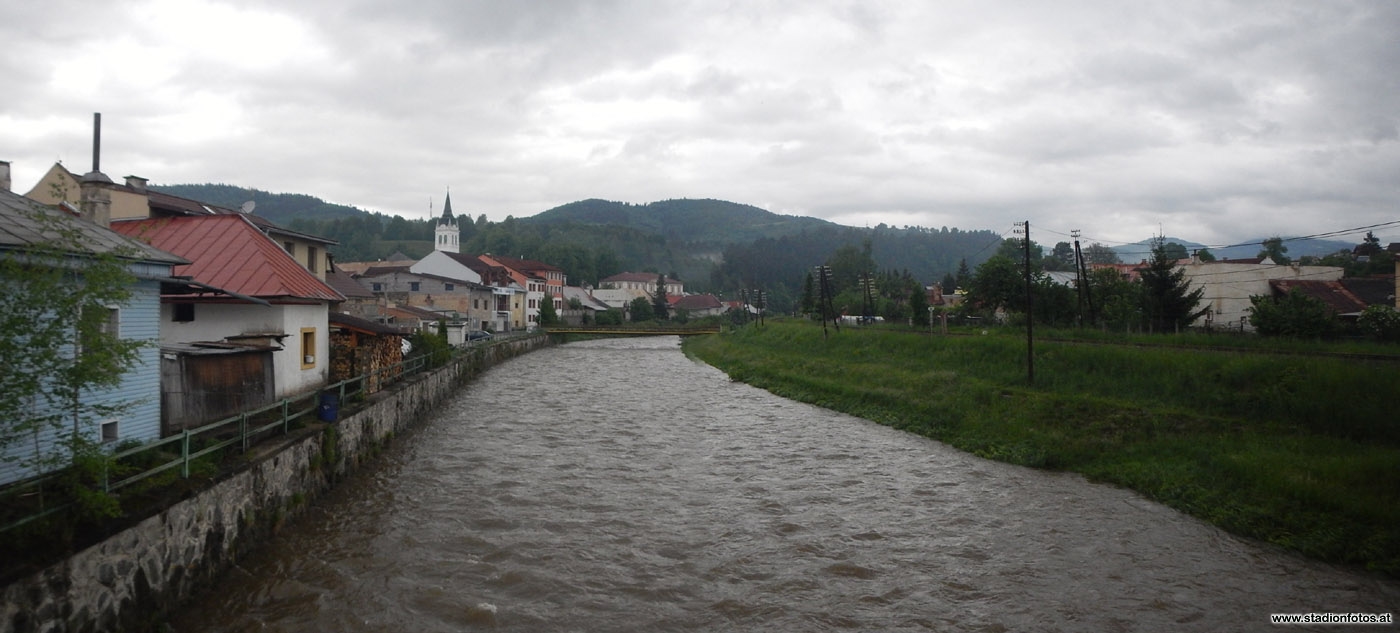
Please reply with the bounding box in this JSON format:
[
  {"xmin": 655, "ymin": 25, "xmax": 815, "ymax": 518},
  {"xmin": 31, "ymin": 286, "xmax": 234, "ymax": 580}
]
[{"xmin": 112, "ymin": 214, "xmax": 343, "ymax": 400}]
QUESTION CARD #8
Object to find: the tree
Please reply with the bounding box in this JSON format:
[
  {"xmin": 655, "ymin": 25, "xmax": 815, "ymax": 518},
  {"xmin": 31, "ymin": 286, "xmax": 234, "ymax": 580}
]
[
  {"xmin": 1087, "ymin": 267, "xmax": 1141, "ymax": 330},
  {"xmin": 1258, "ymin": 237, "xmax": 1291, "ymax": 265},
  {"xmin": 1195, "ymin": 248, "xmax": 1216, "ymax": 262},
  {"xmin": 652, "ymin": 273, "xmax": 670, "ymax": 320},
  {"xmin": 1248, "ymin": 289, "xmax": 1337, "ymax": 338},
  {"xmin": 1356, "ymin": 231, "xmax": 1383, "ymax": 257},
  {"xmin": 538, "ymin": 294, "xmax": 560, "ymax": 326},
  {"xmin": 910, "ymin": 283, "xmax": 930, "ymax": 327},
  {"xmin": 994, "ymin": 237, "xmax": 1044, "ymax": 271},
  {"xmin": 1083, "ymin": 243, "xmax": 1122, "ymax": 265},
  {"xmin": 940, "ymin": 272, "xmax": 957, "ymax": 295},
  {"xmin": 1, "ymin": 204, "xmax": 148, "ymax": 513},
  {"xmin": 629, "ymin": 296, "xmax": 654, "ymax": 322},
  {"xmin": 826, "ymin": 241, "xmax": 876, "ymax": 294},
  {"xmin": 965, "ymin": 256, "xmax": 1026, "ymax": 315},
  {"xmin": 595, "ymin": 308, "xmax": 623, "ymax": 325},
  {"xmin": 1139, "ymin": 237, "xmax": 1207, "ymax": 332},
  {"xmin": 799, "ymin": 272, "xmax": 816, "ymax": 317},
  {"xmin": 954, "ymin": 258, "xmax": 971, "ymax": 291},
  {"xmin": 1048, "ymin": 241, "xmax": 1075, "ymax": 271},
  {"xmin": 1161, "ymin": 242, "xmax": 1189, "ymax": 261}
]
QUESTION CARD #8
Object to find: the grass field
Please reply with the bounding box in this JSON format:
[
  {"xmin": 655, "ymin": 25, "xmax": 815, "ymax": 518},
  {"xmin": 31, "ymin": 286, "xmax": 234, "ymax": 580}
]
[{"xmin": 683, "ymin": 320, "xmax": 1400, "ymax": 576}]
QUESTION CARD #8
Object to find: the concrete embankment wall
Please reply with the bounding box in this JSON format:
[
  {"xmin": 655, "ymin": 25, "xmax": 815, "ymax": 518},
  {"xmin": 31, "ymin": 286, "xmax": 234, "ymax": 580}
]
[{"xmin": 1, "ymin": 335, "xmax": 550, "ymax": 633}]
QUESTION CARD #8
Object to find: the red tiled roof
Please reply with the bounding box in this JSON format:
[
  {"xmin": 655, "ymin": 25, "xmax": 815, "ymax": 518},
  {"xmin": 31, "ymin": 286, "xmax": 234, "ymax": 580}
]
[
  {"xmin": 484, "ymin": 254, "xmax": 564, "ymax": 274},
  {"xmin": 1270, "ymin": 280, "xmax": 1367, "ymax": 314},
  {"xmin": 673, "ymin": 294, "xmax": 723, "ymax": 310},
  {"xmin": 111, "ymin": 215, "xmax": 343, "ymax": 302}
]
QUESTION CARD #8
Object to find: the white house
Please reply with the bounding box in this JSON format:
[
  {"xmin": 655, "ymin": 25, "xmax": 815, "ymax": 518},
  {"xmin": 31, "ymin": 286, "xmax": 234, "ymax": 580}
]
[{"xmin": 1178, "ymin": 257, "xmax": 1344, "ymax": 331}]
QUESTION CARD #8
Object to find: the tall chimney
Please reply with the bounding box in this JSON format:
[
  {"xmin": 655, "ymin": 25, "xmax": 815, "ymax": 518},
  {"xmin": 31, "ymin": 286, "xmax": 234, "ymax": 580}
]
[
  {"xmin": 80, "ymin": 112, "xmax": 114, "ymax": 227},
  {"xmin": 0, "ymin": 160, "xmax": 10, "ymax": 192},
  {"xmin": 92, "ymin": 112, "xmax": 101, "ymax": 173}
]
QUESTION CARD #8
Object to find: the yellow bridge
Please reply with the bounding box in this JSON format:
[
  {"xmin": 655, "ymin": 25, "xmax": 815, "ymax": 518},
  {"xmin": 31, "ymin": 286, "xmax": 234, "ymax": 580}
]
[{"xmin": 544, "ymin": 326, "xmax": 722, "ymax": 337}]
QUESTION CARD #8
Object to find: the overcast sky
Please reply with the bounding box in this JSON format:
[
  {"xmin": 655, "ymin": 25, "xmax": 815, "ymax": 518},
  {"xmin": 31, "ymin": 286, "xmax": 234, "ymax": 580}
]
[{"xmin": 3, "ymin": 0, "xmax": 1397, "ymax": 249}]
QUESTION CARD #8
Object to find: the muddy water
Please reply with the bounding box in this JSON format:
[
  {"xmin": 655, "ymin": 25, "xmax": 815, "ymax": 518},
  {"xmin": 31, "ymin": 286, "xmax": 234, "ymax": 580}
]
[{"xmin": 167, "ymin": 337, "xmax": 1397, "ymax": 632}]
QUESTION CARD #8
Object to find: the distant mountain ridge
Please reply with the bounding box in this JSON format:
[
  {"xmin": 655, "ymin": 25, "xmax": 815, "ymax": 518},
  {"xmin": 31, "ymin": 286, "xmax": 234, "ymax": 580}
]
[{"xmin": 1110, "ymin": 236, "xmax": 1356, "ymax": 262}]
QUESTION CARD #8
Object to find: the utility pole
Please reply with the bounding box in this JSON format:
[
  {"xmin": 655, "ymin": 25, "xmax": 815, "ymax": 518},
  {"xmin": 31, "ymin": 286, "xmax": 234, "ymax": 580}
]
[
  {"xmin": 1072, "ymin": 229, "xmax": 1084, "ymax": 326},
  {"xmin": 1072, "ymin": 230, "xmax": 1096, "ymax": 326},
  {"xmin": 1014, "ymin": 221, "xmax": 1034, "ymax": 384},
  {"xmin": 859, "ymin": 272, "xmax": 877, "ymax": 324},
  {"xmin": 814, "ymin": 265, "xmax": 839, "ymax": 338}
]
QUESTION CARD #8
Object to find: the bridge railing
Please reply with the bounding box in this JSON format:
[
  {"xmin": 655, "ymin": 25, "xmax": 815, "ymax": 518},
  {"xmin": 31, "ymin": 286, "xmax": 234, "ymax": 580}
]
[
  {"xmin": 0, "ymin": 334, "xmax": 514, "ymax": 536},
  {"xmin": 544, "ymin": 325, "xmax": 722, "ymax": 336}
]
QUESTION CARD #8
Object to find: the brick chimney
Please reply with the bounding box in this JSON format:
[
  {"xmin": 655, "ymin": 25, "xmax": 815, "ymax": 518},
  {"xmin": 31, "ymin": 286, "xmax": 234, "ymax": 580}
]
[
  {"xmin": 0, "ymin": 160, "xmax": 10, "ymax": 192},
  {"xmin": 124, "ymin": 175, "xmax": 148, "ymax": 192}
]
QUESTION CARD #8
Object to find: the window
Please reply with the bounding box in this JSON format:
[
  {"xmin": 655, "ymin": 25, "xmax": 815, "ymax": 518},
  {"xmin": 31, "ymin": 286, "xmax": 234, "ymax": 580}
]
[
  {"xmin": 445, "ymin": 283, "xmax": 454, "ymax": 291},
  {"xmin": 300, "ymin": 327, "xmax": 316, "ymax": 369},
  {"xmin": 371, "ymin": 283, "xmax": 382, "ymax": 292},
  {"xmin": 307, "ymin": 246, "xmax": 318, "ymax": 273},
  {"xmin": 96, "ymin": 306, "xmax": 119, "ymax": 336},
  {"xmin": 284, "ymin": 241, "xmax": 295, "ymax": 254},
  {"xmin": 81, "ymin": 305, "xmax": 119, "ymax": 355},
  {"xmin": 100, "ymin": 420, "xmax": 119, "ymax": 444},
  {"xmin": 409, "ymin": 282, "xmax": 421, "ymax": 292},
  {"xmin": 173, "ymin": 303, "xmax": 195, "ymax": 322}
]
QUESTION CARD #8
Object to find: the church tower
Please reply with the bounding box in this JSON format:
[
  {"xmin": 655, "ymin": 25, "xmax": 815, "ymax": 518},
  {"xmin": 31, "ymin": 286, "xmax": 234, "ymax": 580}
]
[{"xmin": 434, "ymin": 190, "xmax": 459, "ymax": 253}]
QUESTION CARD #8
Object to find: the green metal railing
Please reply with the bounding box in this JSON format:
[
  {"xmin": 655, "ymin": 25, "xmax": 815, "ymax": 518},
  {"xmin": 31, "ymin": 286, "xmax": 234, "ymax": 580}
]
[{"xmin": 0, "ymin": 339, "xmax": 484, "ymax": 535}]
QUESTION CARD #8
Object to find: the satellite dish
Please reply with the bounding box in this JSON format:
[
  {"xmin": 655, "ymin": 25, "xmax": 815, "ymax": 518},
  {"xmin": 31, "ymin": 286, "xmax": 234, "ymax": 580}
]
[{"xmin": 240, "ymin": 200, "xmax": 256, "ymax": 214}]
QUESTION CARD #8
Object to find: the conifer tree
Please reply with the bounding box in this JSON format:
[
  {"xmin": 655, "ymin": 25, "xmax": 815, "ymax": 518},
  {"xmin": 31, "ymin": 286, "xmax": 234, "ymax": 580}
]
[
  {"xmin": 1140, "ymin": 237, "xmax": 1207, "ymax": 333},
  {"xmin": 652, "ymin": 273, "xmax": 669, "ymax": 320}
]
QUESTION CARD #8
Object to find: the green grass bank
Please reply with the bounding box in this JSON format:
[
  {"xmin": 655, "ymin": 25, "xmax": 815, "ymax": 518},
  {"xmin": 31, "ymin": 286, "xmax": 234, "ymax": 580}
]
[{"xmin": 683, "ymin": 321, "xmax": 1400, "ymax": 577}]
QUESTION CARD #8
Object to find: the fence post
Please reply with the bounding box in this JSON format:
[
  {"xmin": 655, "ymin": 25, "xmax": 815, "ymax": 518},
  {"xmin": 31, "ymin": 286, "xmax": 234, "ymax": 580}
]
[
  {"xmin": 282, "ymin": 398, "xmax": 290, "ymax": 434},
  {"xmin": 182, "ymin": 429, "xmax": 190, "ymax": 479},
  {"xmin": 240, "ymin": 412, "xmax": 248, "ymax": 452}
]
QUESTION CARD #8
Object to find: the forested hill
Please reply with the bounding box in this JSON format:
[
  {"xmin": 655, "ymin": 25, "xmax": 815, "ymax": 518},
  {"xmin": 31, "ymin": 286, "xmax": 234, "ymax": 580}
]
[
  {"xmin": 152, "ymin": 183, "xmax": 369, "ymax": 223},
  {"xmin": 528, "ymin": 198, "xmax": 840, "ymax": 244}
]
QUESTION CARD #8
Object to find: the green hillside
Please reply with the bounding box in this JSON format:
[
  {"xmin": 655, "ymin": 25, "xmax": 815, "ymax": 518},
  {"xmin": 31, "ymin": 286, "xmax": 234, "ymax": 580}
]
[
  {"xmin": 528, "ymin": 198, "xmax": 839, "ymax": 245},
  {"xmin": 152, "ymin": 183, "xmax": 369, "ymax": 223}
]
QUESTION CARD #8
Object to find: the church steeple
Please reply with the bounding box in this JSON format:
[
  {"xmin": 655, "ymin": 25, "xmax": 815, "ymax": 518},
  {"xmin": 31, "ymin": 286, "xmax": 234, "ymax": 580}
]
[
  {"xmin": 439, "ymin": 191, "xmax": 456, "ymax": 226},
  {"xmin": 434, "ymin": 189, "xmax": 459, "ymax": 253}
]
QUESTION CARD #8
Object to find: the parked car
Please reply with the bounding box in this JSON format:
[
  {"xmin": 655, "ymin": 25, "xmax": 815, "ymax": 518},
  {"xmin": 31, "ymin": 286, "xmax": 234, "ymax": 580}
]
[{"xmin": 467, "ymin": 330, "xmax": 493, "ymax": 341}]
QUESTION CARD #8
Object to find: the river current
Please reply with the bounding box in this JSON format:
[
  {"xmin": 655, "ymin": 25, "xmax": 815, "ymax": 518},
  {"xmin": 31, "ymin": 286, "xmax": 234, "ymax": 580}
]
[{"xmin": 167, "ymin": 337, "xmax": 1397, "ymax": 632}]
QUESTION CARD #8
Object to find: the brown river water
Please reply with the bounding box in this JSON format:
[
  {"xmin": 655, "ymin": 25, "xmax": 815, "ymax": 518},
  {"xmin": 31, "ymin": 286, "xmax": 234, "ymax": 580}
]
[{"xmin": 166, "ymin": 337, "xmax": 1397, "ymax": 632}]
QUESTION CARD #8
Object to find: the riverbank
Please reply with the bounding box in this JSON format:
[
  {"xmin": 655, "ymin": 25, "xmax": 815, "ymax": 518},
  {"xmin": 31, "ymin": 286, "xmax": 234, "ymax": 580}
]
[
  {"xmin": 683, "ymin": 321, "xmax": 1400, "ymax": 577},
  {"xmin": 1, "ymin": 335, "xmax": 550, "ymax": 633}
]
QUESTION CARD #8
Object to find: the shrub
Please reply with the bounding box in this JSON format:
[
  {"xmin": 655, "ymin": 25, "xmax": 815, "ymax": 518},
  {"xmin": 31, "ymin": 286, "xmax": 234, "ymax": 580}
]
[
  {"xmin": 1248, "ymin": 290, "xmax": 1338, "ymax": 339},
  {"xmin": 1358, "ymin": 305, "xmax": 1400, "ymax": 342}
]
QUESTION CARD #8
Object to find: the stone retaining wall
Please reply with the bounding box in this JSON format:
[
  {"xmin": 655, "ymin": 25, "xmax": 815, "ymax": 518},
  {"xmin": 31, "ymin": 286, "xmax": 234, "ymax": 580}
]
[{"xmin": 1, "ymin": 335, "xmax": 550, "ymax": 633}]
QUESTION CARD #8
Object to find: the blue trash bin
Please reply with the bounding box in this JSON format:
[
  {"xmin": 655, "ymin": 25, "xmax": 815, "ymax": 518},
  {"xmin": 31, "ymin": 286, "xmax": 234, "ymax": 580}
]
[{"xmin": 318, "ymin": 393, "xmax": 339, "ymax": 422}]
